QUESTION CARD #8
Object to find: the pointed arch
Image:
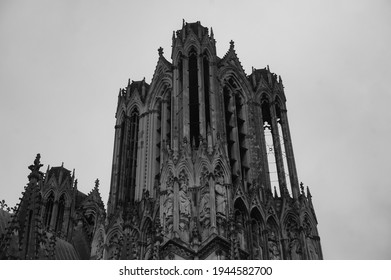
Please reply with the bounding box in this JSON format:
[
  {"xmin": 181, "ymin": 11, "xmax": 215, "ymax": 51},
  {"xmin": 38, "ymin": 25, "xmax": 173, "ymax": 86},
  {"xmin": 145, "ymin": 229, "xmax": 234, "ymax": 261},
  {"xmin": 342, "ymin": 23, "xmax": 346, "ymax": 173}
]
[{"xmin": 194, "ymin": 158, "xmax": 212, "ymax": 185}]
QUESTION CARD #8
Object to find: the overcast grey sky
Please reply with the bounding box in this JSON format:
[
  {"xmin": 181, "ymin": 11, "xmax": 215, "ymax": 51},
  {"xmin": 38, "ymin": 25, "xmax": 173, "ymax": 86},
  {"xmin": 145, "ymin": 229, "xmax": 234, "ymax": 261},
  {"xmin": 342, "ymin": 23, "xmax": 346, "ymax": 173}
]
[{"xmin": 1, "ymin": 0, "xmax": 390, "ymax": 259}]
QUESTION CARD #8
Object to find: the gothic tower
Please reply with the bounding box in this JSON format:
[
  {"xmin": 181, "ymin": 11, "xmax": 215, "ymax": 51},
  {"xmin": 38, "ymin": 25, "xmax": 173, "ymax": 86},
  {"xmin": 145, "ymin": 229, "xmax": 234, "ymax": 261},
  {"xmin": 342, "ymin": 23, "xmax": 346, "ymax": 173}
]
[{"xmin": 105, "ymin": 21, "xmax": 322, "ymax": 260}]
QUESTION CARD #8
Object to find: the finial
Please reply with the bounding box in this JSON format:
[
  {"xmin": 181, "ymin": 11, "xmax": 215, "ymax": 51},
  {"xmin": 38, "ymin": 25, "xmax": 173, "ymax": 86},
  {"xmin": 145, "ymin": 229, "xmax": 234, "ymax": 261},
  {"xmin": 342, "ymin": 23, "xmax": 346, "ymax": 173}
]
[
  {"xmin": 229, "ymin": 40, "xmax": 235, "ymax": 49},
  {"xmin": 28, "ymin": 153, "xmax": 44, "ymax": 182},
  {"xmin": 182, "ymin": 19, "xmax": 185, "ymax": 28},
  {"xmin": 61, "ymin": 162, "xmax": 64, "ymax": 167},
  {"xmin": 210, "ymin": 27, "xmax": 214, "ymax": 39},
  {"xmin": 95, "ymin": 178, "xmax": 99, "ymax": 189},
  {"xmin": 158, "ymin": 47, "xmax": 163, "ymax": 56}
]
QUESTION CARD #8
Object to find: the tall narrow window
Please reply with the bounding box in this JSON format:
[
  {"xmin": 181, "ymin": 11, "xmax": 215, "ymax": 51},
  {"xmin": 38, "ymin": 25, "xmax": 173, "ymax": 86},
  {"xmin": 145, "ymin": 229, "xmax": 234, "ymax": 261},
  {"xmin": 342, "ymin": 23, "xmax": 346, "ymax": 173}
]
[
  {"xmin": 43, "ymin": 192, "xmax": 54, "ymax": 229},
  {"xmin": 203, "ymin": 52, "xmax": 211, "ymax": 128},
  {"xmin": 124, "ymin": 109, "xmax": 139, "ymax": 204},
  {"xmin": 223, "ymin": 78, "xmax": 249, "ymax": 186},
  {"xmin": 55, "ymin": 194, "xmax": 65, "ymax": 233},
  {"xmin": 116, "ymin": 119, "xmax": 126, "ymax": 206},
  {"xmin": 189, "ymin": 48, "xmax": 200, "ymax": 147},
  {"xmin": 166, "ymin": 91, "xmax": 171, "ymax": 143},
  {"xmin": 261, "ymin": 97, "xmax": 279, "ymax": 195},
  {"xmin": 178, "ymin": 56, "xmax": 183, "ymax": 143},
  {"xmin": 155, "ymin": 99, "xmax": 162, "ymax": 185},
  {"xmin": 224, "ymin": 86, "xmax": 238, "ymax": 182},
  {"xmin": 235, "ymin": 94, "xmax": 249, "ymax": 183},
  {"xmin": 276, "ymin": 103, "xmax": 291, "ymax": 194}
]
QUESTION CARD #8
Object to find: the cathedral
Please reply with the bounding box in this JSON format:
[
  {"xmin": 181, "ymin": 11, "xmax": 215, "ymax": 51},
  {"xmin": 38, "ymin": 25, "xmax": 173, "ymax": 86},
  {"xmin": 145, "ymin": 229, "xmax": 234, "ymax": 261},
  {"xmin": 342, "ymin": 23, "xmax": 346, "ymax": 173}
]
[{"xmin": 0, "ymin": 21, "xmax": 322, "ymax": 260}]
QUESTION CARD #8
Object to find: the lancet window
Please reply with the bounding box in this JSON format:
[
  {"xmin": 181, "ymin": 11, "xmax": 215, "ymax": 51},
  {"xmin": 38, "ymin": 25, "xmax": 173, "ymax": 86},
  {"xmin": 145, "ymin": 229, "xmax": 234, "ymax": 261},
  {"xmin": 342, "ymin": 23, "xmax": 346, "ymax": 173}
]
[
  {"xmin": 55, "ymin": 194, "xmax": 65, "ymax": 233},
  {"xmin": 124, "ymin": 109, "xmax": 139, "ymax": 204},
  {"xmin": 43, "ymin": 192, "xmax": 54, "ymax": 229},
  {"xmin": 223, "ymin": 78, "xmax": 249, "ymax": 185},
  {"xmin": 188, "ymin": 47, "xmax": 200, "ymax": 147}
]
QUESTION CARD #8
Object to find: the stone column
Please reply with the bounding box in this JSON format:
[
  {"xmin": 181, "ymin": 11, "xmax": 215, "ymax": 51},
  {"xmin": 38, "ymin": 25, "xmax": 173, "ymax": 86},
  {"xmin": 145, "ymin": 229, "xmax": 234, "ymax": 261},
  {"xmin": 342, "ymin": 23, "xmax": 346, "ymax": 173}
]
[
  {"xmin": 280, "ymin": 109, "xmax": 299, "ymax": 200},
  {"xmin": 173, "ymin": 177, "xmax": 179, "ymax": 238},
  {"xmin": 208, "ymin": 173, "xmax": 217, "ymax": 234}
]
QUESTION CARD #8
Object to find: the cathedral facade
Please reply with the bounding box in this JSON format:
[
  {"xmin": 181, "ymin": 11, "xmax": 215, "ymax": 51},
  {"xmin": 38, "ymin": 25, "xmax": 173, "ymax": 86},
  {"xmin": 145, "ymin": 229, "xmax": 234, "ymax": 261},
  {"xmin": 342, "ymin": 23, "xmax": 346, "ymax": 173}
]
[
  {"xmin": 0, "ymin": 21, "xmax": 322, "ymax": 260},
  {"xmin": 104, "ymin": 21, "xmax": 322, "ymax": 260}
]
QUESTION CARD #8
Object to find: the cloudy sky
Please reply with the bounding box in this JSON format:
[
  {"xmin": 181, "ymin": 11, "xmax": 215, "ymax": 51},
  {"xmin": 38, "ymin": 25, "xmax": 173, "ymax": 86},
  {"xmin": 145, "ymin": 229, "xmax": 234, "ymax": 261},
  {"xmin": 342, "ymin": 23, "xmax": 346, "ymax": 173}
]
[{"xmin": 1, "ymin": 0, "xmax": 390, "ymax": 259}]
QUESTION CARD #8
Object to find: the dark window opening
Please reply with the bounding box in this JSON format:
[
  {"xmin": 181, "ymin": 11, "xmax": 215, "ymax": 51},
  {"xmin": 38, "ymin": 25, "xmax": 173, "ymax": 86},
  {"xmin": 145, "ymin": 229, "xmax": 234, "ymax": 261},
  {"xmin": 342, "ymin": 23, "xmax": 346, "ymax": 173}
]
[
  {"xmin": 189, "ymin": 48, "xmax": 200, "ymax": 147},
  {"xmin": 44, "ymin": 192, "xmax": 54, "ymax": 229},
  {"xmin": 55, "ymin": 194, "xmax": 65, "ymax": 233},
  {"xmin": 203, "ymin": 53, "xmax": 211, "ymax": 128},
  {"xmin": 124, "ymin": 109, "xmax": 139, "ymax": 204},
  {"xmin": 235, "ymin": 94, "xmax": 249, "ymax": 183},
  {"xmin": 116, "ymin": 120, "xmax": 126, "ymax": 206}
]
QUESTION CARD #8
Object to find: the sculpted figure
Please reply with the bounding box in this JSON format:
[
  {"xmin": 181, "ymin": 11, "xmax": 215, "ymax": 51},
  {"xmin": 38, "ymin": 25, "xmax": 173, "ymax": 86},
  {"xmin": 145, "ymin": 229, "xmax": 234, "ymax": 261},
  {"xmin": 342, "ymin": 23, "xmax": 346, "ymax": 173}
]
[
  {"xmin": 164, "ymin": 188, "xmax": 173, "ymax": 217},
  {"xmin": 215, "ymin": 176, "xmax": 226, "ymax": 216},
  {"xmin": 179, "ymin": 181, "xmax": 190, "ymax": 217},
  {"xmin": 199, "ymin": 188, "xmax": 210, "ymax": 221}
]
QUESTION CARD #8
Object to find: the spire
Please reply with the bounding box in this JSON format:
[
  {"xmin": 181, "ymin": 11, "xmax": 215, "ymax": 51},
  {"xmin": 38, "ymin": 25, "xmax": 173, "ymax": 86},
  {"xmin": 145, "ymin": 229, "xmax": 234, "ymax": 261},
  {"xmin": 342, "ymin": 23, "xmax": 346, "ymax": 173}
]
[
  {"xmin": 27, "ymin": 154, "xmax": 44, "ymax": 182},
  {"xmin": 229, "ymin": 40, "xmax": 235, "ymax": 50},
  {"xmin": 95, "ymin": 178, "xmax": 100, "ymax": 190}
]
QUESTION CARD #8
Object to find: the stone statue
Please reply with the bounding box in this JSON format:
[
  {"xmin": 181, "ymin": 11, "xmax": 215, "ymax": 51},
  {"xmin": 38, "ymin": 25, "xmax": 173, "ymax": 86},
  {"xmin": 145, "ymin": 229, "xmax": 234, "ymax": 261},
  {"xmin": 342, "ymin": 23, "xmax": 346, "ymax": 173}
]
[
  {"xmin": 268, "ymin": 240, "xmax": 281, "ymax": 260},
  {"xmin": 215, "ymin": 176, "xmax": 226, "ymax": 216},
  {"xmin": 199, "ymin": 188, "xmax": 210, "ymax": 221},
  {"xmin": 179, "ymin": 179, "xmax": 190, "ymax": 217}
]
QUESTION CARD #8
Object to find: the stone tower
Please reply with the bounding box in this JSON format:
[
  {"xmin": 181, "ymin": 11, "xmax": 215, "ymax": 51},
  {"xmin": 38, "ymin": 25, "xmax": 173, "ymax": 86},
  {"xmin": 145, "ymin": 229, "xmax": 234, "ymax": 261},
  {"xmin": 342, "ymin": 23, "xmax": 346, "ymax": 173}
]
[
  {"xmin": 0, "ymin": 155, "xmax": 106, "ymax": 259},
  {"xmin": 105, "ymin": 21, "xmax": 322, "ymax": 260}
]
